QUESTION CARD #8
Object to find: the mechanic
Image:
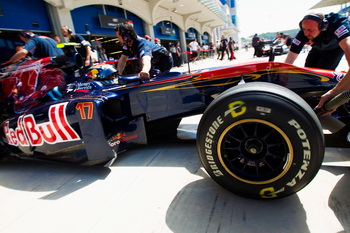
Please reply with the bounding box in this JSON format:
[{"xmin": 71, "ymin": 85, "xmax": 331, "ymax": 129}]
[
  {"xmin": 282, "ymin": 34, "xmax": 293, "ymax": 48},
  {"xmin": 144, "ymin": 35, "xmax": 151, "ymax": 41},
  {"xmin": 8, "ymin": 30, "xmax": 64, "ymax": 64},
  {"xmin": 61, "ymin": 25, "xmax": 92, "ymax": 71},
  {"xmin": 283, "ymin": 12, "xmax": 350, "ymax": 111},
  {"xmin": 252, "ymin": 33, "xmax": 262, "ymax": 57},
  {"xmin": 114, "ymin": 22, "xmax": 173, "ymax": 81}
]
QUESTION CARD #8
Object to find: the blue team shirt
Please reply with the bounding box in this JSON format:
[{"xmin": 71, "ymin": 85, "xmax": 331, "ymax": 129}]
[
  {"xmin": 122, "ymin": 37, "xmax": 163, "ymax": 58},
  {"xmin": 69, "ymin": 34, "xmax": 90, "ymax": 59},
  {"xmin": 24, "ymin": 35, "xmax": 64, "ymax": 58},
  {"xmin": 290, "ymin": 13, "xmax": 350, "ymax": 53}
]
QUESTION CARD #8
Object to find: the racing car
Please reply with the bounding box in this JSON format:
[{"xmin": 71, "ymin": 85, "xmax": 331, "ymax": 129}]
[
  {"xmin": 0, "ymin": 44, "xmax": 348, "ymax": 200},
  {"xmin": 261, "ymin": 41, "xmax": 289, "ymax": 57}
]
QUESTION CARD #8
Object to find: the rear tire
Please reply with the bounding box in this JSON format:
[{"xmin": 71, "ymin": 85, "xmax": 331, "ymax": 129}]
[{"xmin": 197, "ymin": 82, "xmax": 324, "ymax": 199}]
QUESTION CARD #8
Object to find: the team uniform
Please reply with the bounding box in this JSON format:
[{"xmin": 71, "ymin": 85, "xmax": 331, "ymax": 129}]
[
  {"xmin": 69, "ymin": 34, "xmax": 91, "ymax": 63},
  {"xmin": 121, "ymin": 37, "xmax": 173, "ymax": 76},
  {"xmin": 290, "ymin": 13, "xmax": 350, "ymax": 70},
  {"xmin": 24, "ymin": 35, "xmax": 64, "ymax": 58}
]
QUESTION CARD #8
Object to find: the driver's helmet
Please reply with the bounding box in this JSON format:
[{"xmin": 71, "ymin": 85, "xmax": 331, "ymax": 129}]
[{"xmin": 87, "ymin": 64, "xmax": 117, "ymax": 80}]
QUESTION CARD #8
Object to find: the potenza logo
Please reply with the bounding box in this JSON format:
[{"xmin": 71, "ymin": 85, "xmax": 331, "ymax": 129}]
[
  {"xmin": 292, "ymin": 38, "xmax": 301, "ymax": 46},
  {"xmin": 335, "ymin": 25, "xmax": 349, "ymax": 38}
]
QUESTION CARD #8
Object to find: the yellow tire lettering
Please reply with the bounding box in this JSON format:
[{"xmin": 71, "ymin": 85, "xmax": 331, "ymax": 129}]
[
  {"xmin": 227, "ymin": 101, "xmax": 246, "ymax": 118},
  {"xmin": 260, "ymin": 187, "xmax": 278, "ymax": 198}
]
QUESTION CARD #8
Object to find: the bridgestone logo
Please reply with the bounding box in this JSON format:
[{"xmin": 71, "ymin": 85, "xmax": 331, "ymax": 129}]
[{"xmin": 204, "ymin": 116, "xmax": 224, "ymax": 177}]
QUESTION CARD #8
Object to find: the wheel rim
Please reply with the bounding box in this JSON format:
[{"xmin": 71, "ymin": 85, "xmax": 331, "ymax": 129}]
[{"xmin": 217, "ymin": 119, "xmax": 293, "ymax": 185}]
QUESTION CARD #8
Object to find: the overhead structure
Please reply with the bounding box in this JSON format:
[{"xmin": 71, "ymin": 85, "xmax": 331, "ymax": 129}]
[
  {"xmin": 310, "ymin": 0, "xmax": 350, "ymax": 9},
  {"xmin": 199, "ymin": 0, "xmax": 230, "ymax": 23},
  {"xmin": 157, "ymin": 0, "xmax": 232, "ymax": 31}
]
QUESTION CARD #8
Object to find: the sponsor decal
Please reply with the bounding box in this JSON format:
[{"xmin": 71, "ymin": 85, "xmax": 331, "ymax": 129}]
[
  {"xmin": 112, "ymin": 133, "xmax": 126, "ymax": 140},
  {"xmin": 108, "ymin": 132, "xmax": 139, "ymax": 147},
  {"xmin": 286, "ymin": 119, "xmax": 311, "ymax": 187},
  {"xmin": 67, "ymin": 82, "xmax": 94, "ymax": 93},
  {"xmin": 121, "ymin": 134, "xmax": 138, "ymax": 142},
  {"xmin": 204, "ymin": 116, "xmax": 224, "ymax": 177},
  {"xmin": 259, "ymin": 119, "xmax": 312, "ymax": 198},
  {"xmin": 260, "ymin": 187, "xmax": 278, "ymax": 198},
  {"xmin": 225, "ymin": 101, "xmax": 246, "ymax": 118},
  {"xmin": 292, "ymin": 38, "xmax": 301, "ymax": 46},
  {"xmin": 335, "ymin": 25, "xmax": 349, "ymax": 38},
  {"xmin": 333, "ymin": 72, "xmax": 345, "ymax": 82},
  {"xmin": 4, "ymin": 102, "xmax": 80, "ymax": 147},
  {"xmin": 205, "ymin": 101, "xmax": 248, "ymax": 177},
  {"xmin": 76, "ymin": 83, "xmax": 93, "ymax": 90},
  {"xmin": 86, "ymin": 69, "xmax": 99, "ymax": 79}
]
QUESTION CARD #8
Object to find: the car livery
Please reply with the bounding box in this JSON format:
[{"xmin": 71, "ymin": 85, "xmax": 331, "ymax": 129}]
[{"xmin": 0, "ymin": 47, "xmax": 348, "ymax": 199}]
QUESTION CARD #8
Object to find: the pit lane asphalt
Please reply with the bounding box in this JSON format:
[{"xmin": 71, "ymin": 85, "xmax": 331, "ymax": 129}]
[{"xmin": 0, "ymin": 49, "xmax": 349, "ymax": 233}]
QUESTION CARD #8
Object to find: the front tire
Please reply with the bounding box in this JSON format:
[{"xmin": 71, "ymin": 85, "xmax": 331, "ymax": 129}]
[{"xmin": 197, "ymin": 82, "xmax": 324, "ymax": 199}]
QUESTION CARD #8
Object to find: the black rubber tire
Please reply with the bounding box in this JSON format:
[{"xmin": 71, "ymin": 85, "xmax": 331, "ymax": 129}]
[{"xmin": 197, "ymin": 82, "xmax": 324, "ymax": 199}]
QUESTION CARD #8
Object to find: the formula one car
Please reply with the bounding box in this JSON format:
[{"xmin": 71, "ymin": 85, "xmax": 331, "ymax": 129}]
[
  {"xmin": 261, "ymin": 41, "xmax": 289, "ymax": 56},
  {"xmin": 274, "ymin": 43, "xmax": 289, "ymax": 55},
  {"xmin": 0, "ymin": 44, "xmax": 348, "ymax": 199}
]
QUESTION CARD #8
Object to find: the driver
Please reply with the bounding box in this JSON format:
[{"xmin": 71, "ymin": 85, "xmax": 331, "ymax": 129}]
[
  {"xmin": 283, "ymin": 13, "xmax": 350, "ymax": 111},
  {"xmin": 8, "ymin": 30, "xmax": 64, "ymax": 64},
  {"xmin": 86, "ymin": 64, "xmax": 119, "ymax": 85},
  {"xmin": 114, "ymin": 22, "xmax": 173, "ymax": 81}
]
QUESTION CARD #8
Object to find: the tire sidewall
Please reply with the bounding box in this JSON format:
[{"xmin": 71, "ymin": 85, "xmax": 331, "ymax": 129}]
[{"xmin": 197, "ymin": 83, "xmax": 324, "ymax": 199}]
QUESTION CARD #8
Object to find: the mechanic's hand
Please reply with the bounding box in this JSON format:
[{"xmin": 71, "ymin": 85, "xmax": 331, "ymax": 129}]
[
  {"xmin": 84, "ymin": 59, "xmax": 91, "ymax": 67},
  {"xmin": 138, "ymin": 71, "xmax": 150, "ymax": 81},
  {"xmin": 315, "ymin": 90, "xmax": 337, "ymax": 115}
]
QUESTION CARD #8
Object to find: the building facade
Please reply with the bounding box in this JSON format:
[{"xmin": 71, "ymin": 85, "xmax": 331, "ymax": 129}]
[{"xmin": 0, "ymin": 0, "xmax": 239, "ymax": 62}]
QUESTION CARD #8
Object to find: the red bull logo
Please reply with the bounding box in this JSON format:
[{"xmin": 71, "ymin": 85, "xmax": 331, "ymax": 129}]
[
  {"xmin": 112, "ymin": 133, "xmax": 126, "ymax": 140},
  {"xmin": 4, "ymin": 102, "xmax": 80, "ymax": 147}
]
